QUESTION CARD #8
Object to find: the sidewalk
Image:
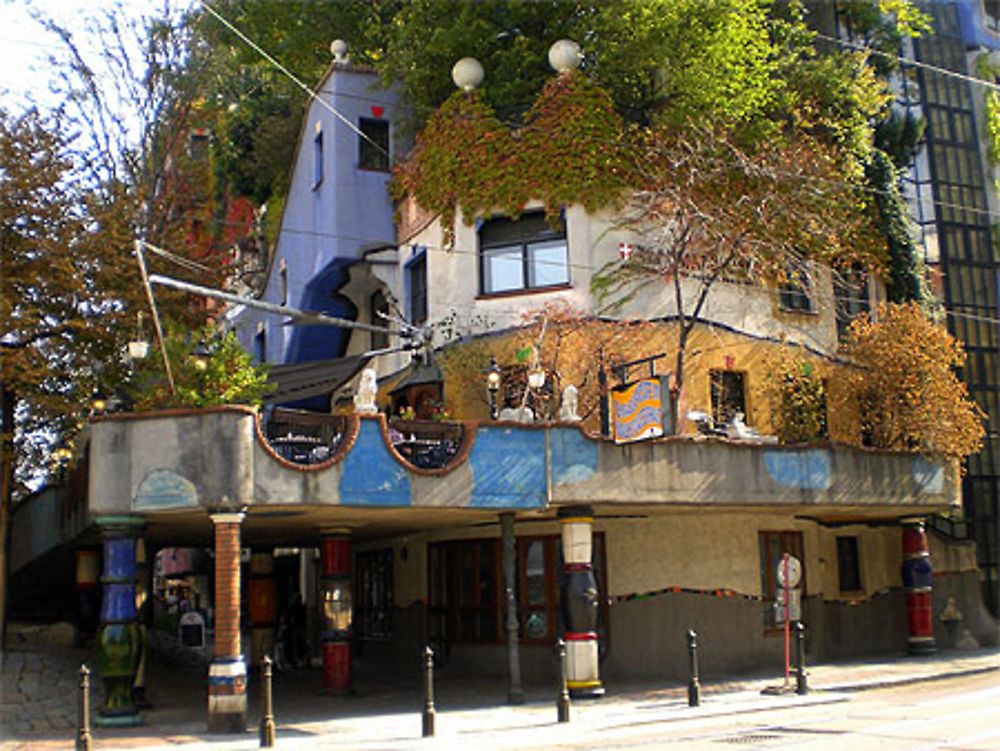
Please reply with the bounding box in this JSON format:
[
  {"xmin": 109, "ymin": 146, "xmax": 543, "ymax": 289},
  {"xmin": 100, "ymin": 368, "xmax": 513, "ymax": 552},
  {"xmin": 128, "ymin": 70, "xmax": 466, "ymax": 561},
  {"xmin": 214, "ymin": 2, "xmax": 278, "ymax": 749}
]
[{"xmin": 2, "ymin": 645, "xmax": 998, "ymax": 751}]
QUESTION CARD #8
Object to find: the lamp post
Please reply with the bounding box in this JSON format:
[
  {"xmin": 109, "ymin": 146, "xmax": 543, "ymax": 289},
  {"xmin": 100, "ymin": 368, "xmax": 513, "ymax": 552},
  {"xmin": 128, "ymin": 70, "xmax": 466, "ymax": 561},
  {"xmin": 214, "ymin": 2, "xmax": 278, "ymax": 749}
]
[
  {"xmin": 190, "ymin": 339, "xmax": 211, "ymax": 372},
  {"xmin": 91, "ymin": 385, "xmax": 108, "ymax": 416},
  {"xmin": 486, "ymin": 358, "xmax": 501, "ymax": 420}
]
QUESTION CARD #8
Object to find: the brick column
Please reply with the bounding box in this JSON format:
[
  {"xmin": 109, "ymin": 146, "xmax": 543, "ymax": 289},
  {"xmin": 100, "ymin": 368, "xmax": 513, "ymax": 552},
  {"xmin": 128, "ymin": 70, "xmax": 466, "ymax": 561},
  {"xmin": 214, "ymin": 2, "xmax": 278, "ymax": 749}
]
[
  {"xmin": 320, "ymin": 529, "xmax": 352, "ymax": 692},
  {"xmin": 559, "ymin": 506, "xmax": 604, "ymax": 698},
  {"xmin": 208, "ymin": 512, "xmax": 247, "ymax": 732},
  {"xmin": 94, "ymin": 516, "xmax": 145, "ymax": 727},
  {"xmin": 902, "ymin": 518, "xmax": 936, "ymax": 655}
]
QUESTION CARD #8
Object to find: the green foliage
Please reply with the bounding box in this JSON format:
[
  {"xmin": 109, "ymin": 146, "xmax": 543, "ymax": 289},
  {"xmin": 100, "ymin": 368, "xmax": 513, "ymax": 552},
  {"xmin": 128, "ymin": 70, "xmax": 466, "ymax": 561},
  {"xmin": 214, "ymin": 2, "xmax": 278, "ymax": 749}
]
[
  {"xmin": 763, "ymin": 349, "xmax": 828, "ymax": 444},
  {"xmin": 128, "ymin": 327, "xmax": 272, "ymax": 411},
  {"xmin": 864, "ymin": 149, "xmax": 930, "ymax": 304},
  {"xmin": 874, "ymin": 110, "xmax": 925, "ymax": 169}
]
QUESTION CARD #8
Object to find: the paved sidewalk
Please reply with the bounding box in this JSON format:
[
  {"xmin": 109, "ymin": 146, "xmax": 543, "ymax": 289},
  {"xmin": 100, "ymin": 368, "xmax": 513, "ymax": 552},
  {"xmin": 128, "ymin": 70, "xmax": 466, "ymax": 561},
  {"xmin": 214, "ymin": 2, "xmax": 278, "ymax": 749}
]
[{"xmin": 1, "ymin": 646, "xmax": 997, "ymax": 750}]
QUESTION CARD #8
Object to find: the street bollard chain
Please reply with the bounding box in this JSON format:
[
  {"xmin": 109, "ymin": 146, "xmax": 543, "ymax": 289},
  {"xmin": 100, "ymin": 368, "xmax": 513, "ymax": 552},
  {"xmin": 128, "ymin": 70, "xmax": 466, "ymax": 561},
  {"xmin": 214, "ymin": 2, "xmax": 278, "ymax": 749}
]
[
  {"xmin": 260, "ymin": 655, "xmax": 276, "ymax": 747},
  {"xmin": 77, "ymin": 665, "xmax": 92, "ymax": 751},
  {"xmin": 422, "ymin": 645, "xmax": 436, "ymax": 737},
  {"xmin": 687, "ymin": 629, "xmax": 701, "ymax": 707},
  {"xmin": 556, "ymin": 638, "xmax": 570, "ymax": 723}
]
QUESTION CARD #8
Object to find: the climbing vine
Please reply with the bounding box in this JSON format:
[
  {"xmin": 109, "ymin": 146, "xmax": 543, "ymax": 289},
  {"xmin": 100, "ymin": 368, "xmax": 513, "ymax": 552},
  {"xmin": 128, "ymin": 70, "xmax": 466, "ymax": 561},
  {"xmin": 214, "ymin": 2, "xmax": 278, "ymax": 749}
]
[{"xmin": 390, "ymin": 71, "xmax": 632, "ymax": 242}]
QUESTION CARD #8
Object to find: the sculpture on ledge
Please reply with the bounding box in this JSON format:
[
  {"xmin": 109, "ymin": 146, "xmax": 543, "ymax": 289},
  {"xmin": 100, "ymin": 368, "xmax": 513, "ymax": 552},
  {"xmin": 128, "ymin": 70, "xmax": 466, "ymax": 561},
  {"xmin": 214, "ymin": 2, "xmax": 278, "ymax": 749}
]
[{"xmin": 354, "ymin": 368, "xmax": 379, "ymax": 415}]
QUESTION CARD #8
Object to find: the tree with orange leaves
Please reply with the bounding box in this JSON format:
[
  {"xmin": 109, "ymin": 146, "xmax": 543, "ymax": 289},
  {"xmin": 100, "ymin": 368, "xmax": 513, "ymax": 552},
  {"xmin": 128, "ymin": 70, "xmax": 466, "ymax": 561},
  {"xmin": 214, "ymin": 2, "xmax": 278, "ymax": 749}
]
[{"xmin": 831, "ymin": 301, "xmax": 985, "ymax": 463}]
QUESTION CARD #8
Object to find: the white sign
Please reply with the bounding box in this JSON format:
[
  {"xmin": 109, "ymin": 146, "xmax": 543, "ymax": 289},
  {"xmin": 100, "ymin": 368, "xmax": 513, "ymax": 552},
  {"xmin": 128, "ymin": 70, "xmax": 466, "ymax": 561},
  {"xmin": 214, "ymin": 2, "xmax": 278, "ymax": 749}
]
[
  {"xmin": 773, "ymin": 589, "xmax": 802, "ymax": 623},
  {"xmin": 776, "ymin": 554, "xmax": 802, "ymax": 589}
]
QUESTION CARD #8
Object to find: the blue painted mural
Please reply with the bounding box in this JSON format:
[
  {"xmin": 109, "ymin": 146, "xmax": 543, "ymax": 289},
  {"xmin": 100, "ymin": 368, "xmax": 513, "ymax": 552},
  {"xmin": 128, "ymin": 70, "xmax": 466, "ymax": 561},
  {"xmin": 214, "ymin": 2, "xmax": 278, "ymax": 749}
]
[
  {"xmin": 763, "ymin": 449, "xmax": 832, "ymax": 491},
  {"xmin": 134, "ymin": 469, "xmax": 199, "ymax": 510},
  {"xmin": 339, "ymin": 419, "xmax": 411, "ymax": 506},
  {"xmin": 550, "ymin": 427, "xmax": 598, "ymax": 484},
  {"xmin": 468, "ymin": 427, "xmax": 546, "ymax": 508}
]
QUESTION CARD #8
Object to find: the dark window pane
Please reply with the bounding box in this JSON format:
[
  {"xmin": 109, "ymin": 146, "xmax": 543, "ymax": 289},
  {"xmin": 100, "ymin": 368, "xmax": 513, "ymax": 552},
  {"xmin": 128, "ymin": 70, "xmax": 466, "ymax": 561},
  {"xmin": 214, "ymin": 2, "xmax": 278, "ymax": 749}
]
[
  {"xmin": 836, "ymin": 536, "xmax": 862, "ymax": 591},
  {"xmin": 359, "ymin": 118, "xmax": 389, "ymax": 171}
]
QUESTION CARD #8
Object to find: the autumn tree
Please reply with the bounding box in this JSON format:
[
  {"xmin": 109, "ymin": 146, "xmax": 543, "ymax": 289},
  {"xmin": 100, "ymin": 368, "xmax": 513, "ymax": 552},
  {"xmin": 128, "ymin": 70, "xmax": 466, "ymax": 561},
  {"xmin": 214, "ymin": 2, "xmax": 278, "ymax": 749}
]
[
  {"xmin": 591, "ymin": 127, "xmax": 886, "ymax": 429},
  {"xmin": 831, "ymin": 301, "xmax": 985, "ymax": 462}
]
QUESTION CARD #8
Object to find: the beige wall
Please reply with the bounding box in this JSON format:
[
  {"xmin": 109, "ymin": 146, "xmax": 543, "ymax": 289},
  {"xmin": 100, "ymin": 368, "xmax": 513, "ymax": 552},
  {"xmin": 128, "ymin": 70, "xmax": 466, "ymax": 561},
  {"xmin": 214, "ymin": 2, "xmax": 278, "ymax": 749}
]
[{"xmin": 356, "ymin": 511, "xmax": 921, "ymax": 609}]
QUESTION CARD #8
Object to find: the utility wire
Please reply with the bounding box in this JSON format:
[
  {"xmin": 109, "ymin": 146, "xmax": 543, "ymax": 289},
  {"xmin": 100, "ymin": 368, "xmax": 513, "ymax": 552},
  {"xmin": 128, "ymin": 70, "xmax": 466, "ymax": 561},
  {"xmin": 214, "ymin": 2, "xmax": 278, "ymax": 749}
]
[{"xmin": 201, "ymin": 2, "xmax": 389, "ymax": 160}]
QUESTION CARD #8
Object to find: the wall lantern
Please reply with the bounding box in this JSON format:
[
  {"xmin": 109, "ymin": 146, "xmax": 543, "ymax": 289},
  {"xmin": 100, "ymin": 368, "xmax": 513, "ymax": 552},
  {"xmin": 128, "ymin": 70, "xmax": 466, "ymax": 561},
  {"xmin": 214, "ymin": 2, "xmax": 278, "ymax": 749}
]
[{"xmin": 486, "ymin": 357, "xmax": 502, "ymax": 420}]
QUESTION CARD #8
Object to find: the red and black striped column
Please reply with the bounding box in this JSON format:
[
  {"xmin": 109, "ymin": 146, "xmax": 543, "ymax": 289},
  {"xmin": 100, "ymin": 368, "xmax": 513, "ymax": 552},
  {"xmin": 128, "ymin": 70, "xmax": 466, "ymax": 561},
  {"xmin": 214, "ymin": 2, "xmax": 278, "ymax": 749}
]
[
  {"xmin": 901, "ymin": 518, "xmax": 936, "ymax": 655},
  {"xmin": 320, "ymin": 529, "xmax": 352, "ymax": 692},
  {"xmin": 559, "ymin": 506, "xmax": 604, "ymax": 698}
]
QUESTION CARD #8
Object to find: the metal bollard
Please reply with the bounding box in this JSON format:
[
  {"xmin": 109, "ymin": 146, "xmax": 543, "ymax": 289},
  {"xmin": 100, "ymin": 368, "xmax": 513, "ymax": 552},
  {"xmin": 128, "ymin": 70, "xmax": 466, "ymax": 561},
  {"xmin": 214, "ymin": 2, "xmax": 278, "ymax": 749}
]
[
  {"xmin": 687, "ymin": 629, "xmax": 701, "ymax": 707},
  {"xmin": 260, "ymin": 656, "xmax": 276, "ymax": 747},
  {"xmin": 556, "ymin": 638, "xmax": 570, "ymax": 723},
  {"xmin": 422, "ymin": 645, "xmax": 436, "ymax": 737},
  {"xmin": 794, "ymin": 622, "xmax": 808, "ymax": 695},
  {"xmin": 76, "ymin": 665, "xmax": 92, "ymax": 751}
]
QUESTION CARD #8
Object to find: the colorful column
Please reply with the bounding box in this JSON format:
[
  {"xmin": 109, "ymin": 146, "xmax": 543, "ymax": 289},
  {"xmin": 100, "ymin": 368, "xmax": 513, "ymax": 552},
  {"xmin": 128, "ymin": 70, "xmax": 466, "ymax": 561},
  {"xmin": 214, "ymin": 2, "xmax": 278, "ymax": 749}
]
[
  {"xmin": 902, "ymin": 518, "xmax": 937, "ymax": 655},
  {"xmin": 248, "ymin": 552, "xmax": 278, "ymax": 667},
  {"xmin": 320, "ymin": 529, "xmax": 352, "ymax": 692},
  {"xmin": 558, "ymin": 506, "xmax": 604, "ymax": 698},
  {"xmin": 94, "ymin": 516, "xmax": 145, "ymax": 728},
  {"xmin": 75, "ymin": 549, "xmax": 101, "ymax": 647},
  {"xmin": 208, "ymin": 512, "xmax": 247, "ymax": 732},
  {"xmin": 132, "ymin": 538, "xmax": 151, "ymax": 708}
]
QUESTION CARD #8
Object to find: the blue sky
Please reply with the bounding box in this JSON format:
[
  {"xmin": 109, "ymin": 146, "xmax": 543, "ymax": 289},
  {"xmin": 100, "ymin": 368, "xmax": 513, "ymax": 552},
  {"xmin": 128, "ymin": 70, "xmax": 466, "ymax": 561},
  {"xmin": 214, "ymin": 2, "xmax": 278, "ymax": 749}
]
[{"xmin": 0, "ymin": 0, "xmax": 193, "ymax": 114}]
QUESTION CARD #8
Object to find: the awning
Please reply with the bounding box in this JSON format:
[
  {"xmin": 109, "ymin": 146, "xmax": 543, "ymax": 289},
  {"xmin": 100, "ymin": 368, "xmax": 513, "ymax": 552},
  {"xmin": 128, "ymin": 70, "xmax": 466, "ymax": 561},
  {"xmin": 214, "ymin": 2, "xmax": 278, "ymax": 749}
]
[{"xmin": 263, "ymin": 354, "xmax": 371, "ymax": 405}]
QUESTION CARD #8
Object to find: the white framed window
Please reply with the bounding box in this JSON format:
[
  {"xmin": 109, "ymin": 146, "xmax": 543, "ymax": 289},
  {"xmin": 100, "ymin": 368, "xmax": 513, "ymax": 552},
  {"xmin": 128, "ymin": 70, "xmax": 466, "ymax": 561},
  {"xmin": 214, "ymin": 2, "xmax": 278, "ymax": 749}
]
[{"xmin": 479, "ymin": 212, "xmax": 569, "ymax": 295}]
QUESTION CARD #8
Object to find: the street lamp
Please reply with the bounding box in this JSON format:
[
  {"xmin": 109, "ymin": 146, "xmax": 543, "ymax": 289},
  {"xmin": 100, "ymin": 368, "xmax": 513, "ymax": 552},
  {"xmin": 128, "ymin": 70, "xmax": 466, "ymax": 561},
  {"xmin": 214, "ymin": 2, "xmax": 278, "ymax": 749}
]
[
  {"xmin": 486, "ymin": 357, "xmax": 501, "ymax": 420},
  {"xmin": 190, "ymin": 339, "xmax": 211, "ymax": 371},
  {"xmin": 91, "ymin": 384, "xmax": 108, "ymax": 415}
]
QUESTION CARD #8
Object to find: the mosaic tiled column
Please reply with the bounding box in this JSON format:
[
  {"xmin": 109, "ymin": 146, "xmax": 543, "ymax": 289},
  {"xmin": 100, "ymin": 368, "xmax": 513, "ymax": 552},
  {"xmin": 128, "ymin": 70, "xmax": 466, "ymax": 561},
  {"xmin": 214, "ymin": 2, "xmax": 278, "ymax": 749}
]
[
  {"xmin": 248, "ymin": 552, "xmax": 278, "ymax": 667},
  {"xmin": 902, "ymin": 518, "xmax": 936, "ymax": 655},
  {"xmin": 75, "ymin": 549, "xmax": 101, "ymax": 646},
  {"xmin": 320, "ymin": 529, "xmax": 352, "ymax": 692},
  {"xmin": 94, "ymin": 516, "xmax": 145, "ymax": 728},
  {"xmin": 208, "ymin": 512, "xmax": 247, "ymax": 732},
  {"xmin": 559, "ymin": 506, "xmax": 604, "ymax": 698},
  {"xmin": 132, "ymin": 538, "xmax": 151, "ymax": 708}
]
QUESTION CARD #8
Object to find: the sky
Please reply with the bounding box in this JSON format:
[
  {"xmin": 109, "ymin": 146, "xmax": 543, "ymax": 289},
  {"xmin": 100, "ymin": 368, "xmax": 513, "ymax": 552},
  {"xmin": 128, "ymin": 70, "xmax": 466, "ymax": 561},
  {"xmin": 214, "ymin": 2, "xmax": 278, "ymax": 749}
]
[{"xmin": 0, "ymin": 0, "xmax": 193, "ymax": 115}]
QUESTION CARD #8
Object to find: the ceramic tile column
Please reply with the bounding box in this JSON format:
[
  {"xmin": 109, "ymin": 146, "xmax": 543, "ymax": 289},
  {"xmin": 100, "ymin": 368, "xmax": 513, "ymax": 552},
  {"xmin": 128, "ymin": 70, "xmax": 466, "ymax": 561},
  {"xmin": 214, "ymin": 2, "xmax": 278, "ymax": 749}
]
[
  {"xmin": 248, "ymin": 552, "xmax": 278, "ymax": 666},
  {"xmin": 558, "ymin": 506, "xmax": 604, "ymax": 698},
  {"xmin": 94, "ymin": 516, "xmax": 145, "ymax": 727},
  {"xmin": 320, "ymin": 529, "xmax": 352, "ymax": 692},
  {"xmin": 208, "ymin": 512, "xmax": 247, "ymax": 732},
  {"xmin": 75, "ymin": 549, "xmax": 101, "ymax": 647},
  {"xmin": 902, "ymin": 518, "xmax": 936, "ymax": 655}
]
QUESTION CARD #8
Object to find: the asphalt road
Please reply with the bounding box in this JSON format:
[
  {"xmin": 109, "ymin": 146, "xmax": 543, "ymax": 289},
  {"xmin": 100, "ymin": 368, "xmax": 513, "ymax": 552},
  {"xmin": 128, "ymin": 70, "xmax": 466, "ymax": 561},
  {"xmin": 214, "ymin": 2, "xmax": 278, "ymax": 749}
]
[{"xmin": 538, "ymin": 672, "xmax": 1000, "ymax": 750}]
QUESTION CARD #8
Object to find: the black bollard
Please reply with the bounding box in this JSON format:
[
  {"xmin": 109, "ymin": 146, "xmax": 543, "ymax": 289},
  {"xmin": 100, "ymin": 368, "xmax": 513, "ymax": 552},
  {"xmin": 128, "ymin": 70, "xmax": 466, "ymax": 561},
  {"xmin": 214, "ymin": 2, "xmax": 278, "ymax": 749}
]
[
  {"xmin": 556, "ymin": 638, "xmax": 570, "ymax": 723},
  {"xmin": 422, "ymin": 645, "xmax": 436, "ymax": 737},
  {"xmin": 76, "ymin": 665, "xmax": 92, "ymax": 751},
  {"xmin": 794, "ymin": 622, "xmax": 808, "ymax": 695},
  {"xmin": 260, "ymin": 656, "xmax": 276, "ymax": 747},
  {"xmin": 687, "ymin": 629, "xmax": 701, "ymax": 707}
]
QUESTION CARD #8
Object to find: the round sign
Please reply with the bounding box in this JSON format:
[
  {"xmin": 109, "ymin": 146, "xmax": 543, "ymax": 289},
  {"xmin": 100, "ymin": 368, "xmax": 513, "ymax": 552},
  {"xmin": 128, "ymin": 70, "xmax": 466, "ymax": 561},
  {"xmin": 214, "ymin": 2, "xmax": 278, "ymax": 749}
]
[{"xmin": 776, "ymin": 554, "xmax": 802, "ymax": 589}]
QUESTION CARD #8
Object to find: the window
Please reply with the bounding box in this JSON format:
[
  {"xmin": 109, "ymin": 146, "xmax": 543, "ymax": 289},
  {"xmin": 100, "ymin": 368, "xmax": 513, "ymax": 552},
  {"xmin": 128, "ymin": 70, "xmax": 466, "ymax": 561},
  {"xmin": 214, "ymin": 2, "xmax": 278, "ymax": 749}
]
[
  {"xmin": 985, "ymin": 0, "xmax": 1000, "ymax": 33},
  {"xmin": 519, "ymin": 537, "xmax": 557, "ymax": 642},
  {"xmin": 427, "ymin": 533, "xmax": 608, "ymax": 648},
  {"xmin": 279, "ymin": 259, "xmax": 288, "ymax": 306},
  {"xmin": 370, "ymin": 290, "xmax": 389, "ymax": 350},
  {"xmin": 710, "ymin": 370, "xmax": 746, "ymax": 426},
  {"xmin": 313, "ymin": 129, "xmax": 323, "ymax": 188},
  {"xmin": 759, "ymin": 530, "xmax": 805, "ymax": 630},
  {"xmin": 188, "ymin": 129, "xmax": 209, "ymax": 161},
  {"xmin": 407, "ymin": 250, "xmax": 427, "ymax": 325},
  {"xmin": 834, "ymin": 267, "xmax": 869, "ymax": 341},
  {"xmin": 479, "ymin": 213, "xmax": 569, "ymax": 295},
  {"xmin": 778, "ymin": 265, "xmax": 814, "ymax": 313},
  {"xmin": 355, "ymin": 549, "xmax": 393, "ymax": 640},
  {"xmin": 254, "ymin": 324, "xmax": 267, "ymax": 363},
  {"xmin": 836, "ymin": 536, "xmax": 862, "ymax": 592},
  {"xmin": 359, "ymin": 118, "xmax": 390, "ymax": 171}
]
